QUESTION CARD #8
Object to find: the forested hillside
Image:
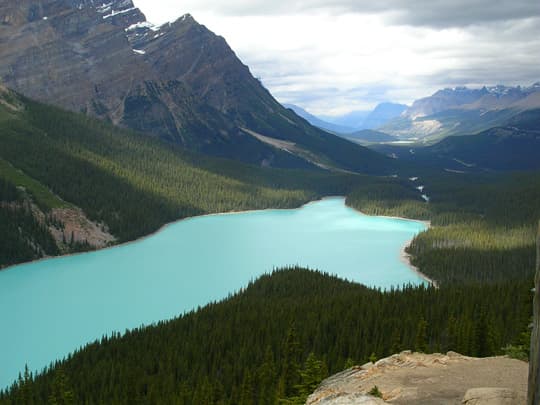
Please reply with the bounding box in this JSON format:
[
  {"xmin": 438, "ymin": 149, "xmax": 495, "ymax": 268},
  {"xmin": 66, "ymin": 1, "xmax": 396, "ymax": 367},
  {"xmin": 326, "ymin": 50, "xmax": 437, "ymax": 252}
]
[
  {"xmin": 371, "ymin": 125, "xmax": 540, "ymax": 172},
  {"xmin": 0, "ymin": 178, "xmax": 59, "ymax": 266},
  {"xmin": 1, "ymin": 89, "xmax": 539, "ymax": 405},
  {"xmin": 0, "ymin": 268, "xmax": 532, "ymax": 405},
  {"xmin": 0, "ymin": 89, "xmax": 367, "ymax": 268},
  {"xmin": 347, "ymin": 171, "xmax": 540, "ymax": 284}
]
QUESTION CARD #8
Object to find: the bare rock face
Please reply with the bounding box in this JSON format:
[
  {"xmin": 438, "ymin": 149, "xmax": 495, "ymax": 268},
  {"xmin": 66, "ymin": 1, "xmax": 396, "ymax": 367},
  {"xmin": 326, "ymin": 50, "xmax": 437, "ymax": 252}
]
[
  {"xmin": 48, "ymin": 207, "xmax": 115, "ymax": 248},
  {"xmin": 0, "ymin": 0, "xmax": 392, "ymax": 172},
  {"xmin": 307, "ymin": 351, "xmax": 528, "ymax": 405},
  {"xmin": 403, "ymin": 85, "xmax": 540, "ymax": 120},
  {"xmin": 0, "ymin": 0, "xmax": 152, "ymax": 116},
  {"xmin": 0, "ymin": 0, "xmax": 295, "ymax": 163},
  {"xmin": 462, "ymin": 388, "xmax": 519, "ymax": 405},
  {"xmin": 307, "ymin": 365, "xmax": 390, "ymax": 404},
  {"xmin": 308, "ymin": 392, "xmax": 388, "ymax": 404}
]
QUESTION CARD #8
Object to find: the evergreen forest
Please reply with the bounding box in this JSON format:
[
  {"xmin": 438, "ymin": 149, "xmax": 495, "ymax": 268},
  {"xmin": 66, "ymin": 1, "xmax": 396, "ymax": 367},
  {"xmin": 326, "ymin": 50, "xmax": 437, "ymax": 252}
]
[
  {"xmin": 0, "ymin": 89, "xmax": 539, "ymax": 404},
  {"xmin": 0, "ymin": 269, "xmax": 533, "ymax": 404}
]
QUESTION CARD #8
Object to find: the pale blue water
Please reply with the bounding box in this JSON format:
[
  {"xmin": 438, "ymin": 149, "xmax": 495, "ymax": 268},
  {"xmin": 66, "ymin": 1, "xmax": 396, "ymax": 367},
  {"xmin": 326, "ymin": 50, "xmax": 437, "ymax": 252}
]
[{"xmin": 0, "ymin": 197, "xmax": 426, "ymax": 388}]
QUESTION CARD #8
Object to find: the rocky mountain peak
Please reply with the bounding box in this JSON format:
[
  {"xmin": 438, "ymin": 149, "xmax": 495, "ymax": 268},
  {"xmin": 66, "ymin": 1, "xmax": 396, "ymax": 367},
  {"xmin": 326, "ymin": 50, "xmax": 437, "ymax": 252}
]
[
  {"xmin": 0, "ymin": 0, "xmax": 146, "ymax": 29},
  {"xmin": 124, "ymin": 12, "xmax": 200, "ymax": 50},
  {"xmin": 93, "ymin": 0, "xmax": 146, "ymax": 29},
  {"xmin": 403, "ymin": 83, "xmax": 540, "ymax": 120},
  {"xmin": 0, "ymin": 0, "xmax": 391, "ymax": 173}
]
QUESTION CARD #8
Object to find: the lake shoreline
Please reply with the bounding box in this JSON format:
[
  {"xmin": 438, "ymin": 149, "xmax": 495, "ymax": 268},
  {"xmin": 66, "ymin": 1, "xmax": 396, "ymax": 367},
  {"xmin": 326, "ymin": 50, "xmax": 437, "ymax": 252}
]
[
  {"xmin": 2, "ymin": 196, "xmax": 435, "ymax": 288},
  {"xmin": 343, "ymin": 206, "xmax": 435, "ymax": 288},
  {"xmin": 399, "ymin": 242, "xmax": 438, "ymax": 288},
  {"xmin": 1, "ymin": 197, "xmax": 325, "ymax": 272}
]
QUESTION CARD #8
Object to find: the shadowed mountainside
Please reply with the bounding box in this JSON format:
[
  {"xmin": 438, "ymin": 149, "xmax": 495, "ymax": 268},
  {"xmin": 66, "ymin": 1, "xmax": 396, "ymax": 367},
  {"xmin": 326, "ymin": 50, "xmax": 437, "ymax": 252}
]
[{"xmin": 0, "ymin": 0, "xmax": 394, "ymax": 173}]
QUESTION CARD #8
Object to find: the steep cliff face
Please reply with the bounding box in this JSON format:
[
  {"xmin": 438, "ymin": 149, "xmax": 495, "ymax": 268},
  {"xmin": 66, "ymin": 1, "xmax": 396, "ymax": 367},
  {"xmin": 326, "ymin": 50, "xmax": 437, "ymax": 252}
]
[
  {"xmin": 0, "ymin": 0, "xmax": 393, "ymax": 172},
  {"xmin": 0, "ymin": 0, "xmax": 152, "ymax": 117}
]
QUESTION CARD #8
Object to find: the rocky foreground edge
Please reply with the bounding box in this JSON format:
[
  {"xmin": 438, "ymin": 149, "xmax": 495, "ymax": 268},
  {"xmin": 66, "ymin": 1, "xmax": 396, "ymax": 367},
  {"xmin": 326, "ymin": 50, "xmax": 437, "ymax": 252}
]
[{"xmin": 306, "ymin": 351, "xmax": 528, "ymax": 404}]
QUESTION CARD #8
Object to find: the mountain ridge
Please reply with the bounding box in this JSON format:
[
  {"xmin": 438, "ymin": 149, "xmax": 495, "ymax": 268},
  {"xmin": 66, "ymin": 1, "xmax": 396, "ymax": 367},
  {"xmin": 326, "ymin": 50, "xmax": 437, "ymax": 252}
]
[
  {"xmin": 382, "ymin": 83, "xmax": 540, "ymax": 140},
  {"xmin": 0, "ymin": 0, "xmax": 394, "ymax": 174},
  {"xmin": 404, "ymin": 84, "xmax": 540, "ymax": 119}
]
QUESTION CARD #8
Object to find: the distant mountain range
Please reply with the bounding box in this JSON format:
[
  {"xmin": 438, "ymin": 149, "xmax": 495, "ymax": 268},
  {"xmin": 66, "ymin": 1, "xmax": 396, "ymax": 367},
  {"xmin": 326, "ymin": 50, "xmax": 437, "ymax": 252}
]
[
  {"xmin": 283, "ymin": 104, "xmax": 357, "ymax": 134},
  {"xmin": 320, "ymin": 102, "xmax": 408, "ymax": 131},
  {"xmin": 1, "ymin": 0, "xmax": 537, "ymax": 171},
  {"xmin": 284, "ymin": 102, "xmax": 406, "ymax": 137},
  {"xmin": 359, "ymin": 102, "xmax": 408, "ymax": 129},
  {"xmin": 381, "ymin": 83, "xmax": 540, "ymax": 141},
  {"xmin": 371, "ymin": 109, "xmax": 540, "ymax": 172},
  {"xmin": 289, "ymin": 84, "xmax": 540, "ymax": 143},
  {"xmin": 0, "ymin": 0, "xmax": 393, "ymax": 174}
]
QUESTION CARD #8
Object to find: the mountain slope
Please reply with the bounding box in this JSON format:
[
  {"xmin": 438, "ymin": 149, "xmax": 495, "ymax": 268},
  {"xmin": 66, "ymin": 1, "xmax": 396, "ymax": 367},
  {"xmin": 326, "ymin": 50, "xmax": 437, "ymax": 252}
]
[
  {"xmin": 0, "ymin": 87, "xmax": 366, "ymax": 268},
  {"xmin": 370, "ymin": 120, "xmax": 540, "ymax": 172},
  {"xmin": 420, "ymin": 127, "xmax": 540, "ymax": 171},
  {"xmin": 0, "ymin": 0, "xmax": 394, "ymax": 173}
]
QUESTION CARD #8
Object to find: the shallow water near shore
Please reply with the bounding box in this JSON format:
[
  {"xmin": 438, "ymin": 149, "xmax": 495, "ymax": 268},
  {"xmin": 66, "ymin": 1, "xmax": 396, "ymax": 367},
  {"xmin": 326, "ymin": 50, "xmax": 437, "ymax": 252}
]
[{"xmin": 0, "ymin": 197, "xmax": 426, "ymax": 387}]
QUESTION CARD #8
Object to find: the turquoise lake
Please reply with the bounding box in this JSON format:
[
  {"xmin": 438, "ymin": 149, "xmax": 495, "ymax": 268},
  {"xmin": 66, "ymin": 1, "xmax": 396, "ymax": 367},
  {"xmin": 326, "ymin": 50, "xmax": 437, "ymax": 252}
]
[{"xmin": 0, "ymin": 197, "xmax": 426, "ymax": 387}]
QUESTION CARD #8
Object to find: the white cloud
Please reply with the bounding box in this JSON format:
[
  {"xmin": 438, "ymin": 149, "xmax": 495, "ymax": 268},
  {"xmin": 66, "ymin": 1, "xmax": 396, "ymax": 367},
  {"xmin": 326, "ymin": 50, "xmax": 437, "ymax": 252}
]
[{"xmin": 133, "ymin": 0, "xmax": 540, "ymax": 115}]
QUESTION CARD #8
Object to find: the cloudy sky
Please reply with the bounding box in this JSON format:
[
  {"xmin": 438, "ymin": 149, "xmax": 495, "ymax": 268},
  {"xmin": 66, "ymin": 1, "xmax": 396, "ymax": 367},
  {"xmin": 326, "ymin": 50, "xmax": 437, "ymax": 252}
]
[{"xmin": 135, "ymin": 0, "xmax": 540, "ymax": 116}]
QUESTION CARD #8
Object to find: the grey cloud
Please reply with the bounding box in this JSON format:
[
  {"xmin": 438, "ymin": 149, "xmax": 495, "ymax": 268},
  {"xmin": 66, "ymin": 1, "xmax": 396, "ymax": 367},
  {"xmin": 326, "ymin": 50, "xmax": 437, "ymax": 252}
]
[
  {"xmin": 164, "ymin": 1, "xmax": 540, "ymax": 113},
  {"xmin": 180, "ymin": 0, "xmax": 540, "ymax": 28},
  {"xmin": 384, "ymin": 0, "xmax": 540, "ymax": 28}
]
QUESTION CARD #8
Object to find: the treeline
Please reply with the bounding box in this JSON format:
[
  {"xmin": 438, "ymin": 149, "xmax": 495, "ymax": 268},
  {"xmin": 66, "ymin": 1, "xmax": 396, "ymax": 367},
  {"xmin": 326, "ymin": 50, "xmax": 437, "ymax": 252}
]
[
  {"xmin": 347, "ymin": 171, "xmax": 540, "ymax": 284},
  {"xmin": 0, "ymin": 268, "xmax": 532, "ymax": 404}
]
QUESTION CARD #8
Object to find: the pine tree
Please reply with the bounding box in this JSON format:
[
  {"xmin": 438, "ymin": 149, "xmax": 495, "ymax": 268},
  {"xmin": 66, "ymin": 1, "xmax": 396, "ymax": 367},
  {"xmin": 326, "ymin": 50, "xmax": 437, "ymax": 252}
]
[
  {"xmin": 258, "ymin": 346, "xmax": 277, "ymax": 405},
  {"xmin": 239, "ymin": 370, "xmax": 255, "ymax": 405},
  {"xmin": 296, "ymin": 353, "xmax": 326, "ymax": 400},
  {"xmin": 278, "ymin": 326, "xmax": 302, "ymax": 399},
  {"xmin": 446, "ymin": 315, "xmax": 458, "ymax": 351},
  {"xmin": 48, "ymin": 367, "xmax": 74, "ymax": 405},
  {"xmin": 415, "ymin": 318, "xmax": 429, "ymax": 353}
]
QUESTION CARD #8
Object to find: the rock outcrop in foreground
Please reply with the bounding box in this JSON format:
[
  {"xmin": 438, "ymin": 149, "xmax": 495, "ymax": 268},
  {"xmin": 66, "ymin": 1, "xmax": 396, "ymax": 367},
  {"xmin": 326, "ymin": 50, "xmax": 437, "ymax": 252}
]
[{"xmin": 307, "ymin": 351, "xmax": 527, "ymax": 404}]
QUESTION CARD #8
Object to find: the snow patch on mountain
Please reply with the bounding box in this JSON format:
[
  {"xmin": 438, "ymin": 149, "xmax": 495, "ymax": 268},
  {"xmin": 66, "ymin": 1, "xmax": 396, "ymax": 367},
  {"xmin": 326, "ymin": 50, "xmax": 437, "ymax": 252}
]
[{"xmin": 125, "ymin": 21, "xmax": 160, "ymax": 32}]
